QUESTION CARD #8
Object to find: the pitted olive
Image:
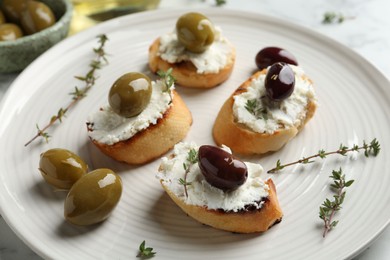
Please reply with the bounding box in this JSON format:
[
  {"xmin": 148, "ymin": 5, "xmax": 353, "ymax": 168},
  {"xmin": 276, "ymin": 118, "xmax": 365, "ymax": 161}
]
[
  {"xmin": 20, "ymin": 0, "xmax": 56, "ymax": 35},
  {"xmin": 0, "ymin": 23, "xmax": 23, "ymax": 41},
  {"xmin": 176, "ymin": 12, "xmax": 215, "ymax": 53},
  {"xmin": 39, "ymin": 148, "xmax": 88, "ymax": 190},
  {"xmin": 198, "ymin": 145, "xmax": 248, "ymax": 191},
  {"xmin": 64, "ymin": 168, "xmax": 122, "ymax": 226},
  {"xmin": 108, "ymin": 72, "xmax": 152, "ymax": 118}
]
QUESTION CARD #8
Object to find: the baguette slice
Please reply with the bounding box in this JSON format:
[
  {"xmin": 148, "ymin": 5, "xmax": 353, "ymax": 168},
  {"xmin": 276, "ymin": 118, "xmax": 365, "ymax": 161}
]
[
  {"xmin": 161, "ymin": 178, "xmax": 282, "ymax": 233},
  {"xmin": 148, "ymin": 38, "xmax": 235, "ymax": 88},
  {"xmin": 88, "ymin": 90, "xmax": 192, "ymax": 165},
  {"xmin": 213, "ymin": 69, "xmax": 317, "ymax": 155}
]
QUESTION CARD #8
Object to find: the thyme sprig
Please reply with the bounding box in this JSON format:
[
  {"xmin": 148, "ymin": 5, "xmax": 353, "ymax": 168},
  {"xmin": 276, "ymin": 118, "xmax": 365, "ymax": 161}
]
[
  {"xmin": 157, "ymin": 68, "xmax": 175, "ymax": 104},
  {"xmin": 322, "ymin": 12, "xmax": 354, "ymax": 24},
  {"xmin": 320, "ymin": 168, "xmax": 354, "ymax": 237},
  {"xmin": 137, "ymin": 240, "xmax": 156, "ymax": 258},
  {"xmin": 322, "ymin": 12, "xmax": 345, "ymax": 24},
  {"xmin": 245, "ymin": 99, "xmax": 268, "ymax": 120},
  {"xmin": 215, "ymin": 0, "xmax": 226, "ymax": 6},
  {"xmin": 268, "ymin": 138, "xmax": 380, "ymax": 173},
  {"xmin": 180, "ymin": 148, "xmax": 198, "ymax": 198},
  {"xmin": 24, "ymin": 34, "xmax": 109, "ymax": 146}
]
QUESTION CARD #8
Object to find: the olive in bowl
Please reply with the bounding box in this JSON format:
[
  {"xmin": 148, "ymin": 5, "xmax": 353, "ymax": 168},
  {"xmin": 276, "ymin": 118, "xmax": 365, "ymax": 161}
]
[{"xmin": 0, "ymin": 0, "xmax": 73, "ymax": 73}]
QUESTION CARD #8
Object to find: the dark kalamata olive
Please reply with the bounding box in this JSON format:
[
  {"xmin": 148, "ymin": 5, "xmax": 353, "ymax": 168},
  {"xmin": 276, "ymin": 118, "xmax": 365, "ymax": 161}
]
[
  {"xmin": 265, "ymin": 62, "xmax": 295, "ymax": 101},
  {"xmin": 255, "ymin": 47, "xmax": 298, "ymax": 70},
  {"xmin": 198, "ymin": 145, "xmax": 248, "ymax": 191}
]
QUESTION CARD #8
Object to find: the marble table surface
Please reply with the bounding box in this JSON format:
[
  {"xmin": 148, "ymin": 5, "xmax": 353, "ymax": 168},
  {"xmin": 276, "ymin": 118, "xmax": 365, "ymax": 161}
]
[{"xmin": 1, "ymin": 0, "xmax": 389, "ymax": 259}]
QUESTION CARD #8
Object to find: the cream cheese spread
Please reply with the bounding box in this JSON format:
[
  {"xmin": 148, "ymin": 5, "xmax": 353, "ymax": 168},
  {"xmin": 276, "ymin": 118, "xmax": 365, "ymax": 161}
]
[
  {"xmin": 158, "ymin": 27, "xmax": 232, "ymax": 74},
  {"xmin": 233, "ymin": 65, "xmax": 317, "ymax": 134},
  {"xmin": 87, "ymin": 80, "xmax": 173, "ymax": 145},
  {"xmin": 158, "ymin": 142, "xmax": 270, "ymax": 212}
]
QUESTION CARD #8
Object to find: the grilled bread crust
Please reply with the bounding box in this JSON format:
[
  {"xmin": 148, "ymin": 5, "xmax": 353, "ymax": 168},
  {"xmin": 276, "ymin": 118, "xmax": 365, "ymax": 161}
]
[{"xmin": 160, "ymin": 178, "xmax": 283, "ymax": 233}]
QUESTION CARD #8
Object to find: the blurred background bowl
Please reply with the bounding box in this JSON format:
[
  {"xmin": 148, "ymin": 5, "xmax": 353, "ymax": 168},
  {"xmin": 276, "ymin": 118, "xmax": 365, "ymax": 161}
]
[{"xmin": 0, "ymin": 0, "xmax": 73, "ymax": 73}]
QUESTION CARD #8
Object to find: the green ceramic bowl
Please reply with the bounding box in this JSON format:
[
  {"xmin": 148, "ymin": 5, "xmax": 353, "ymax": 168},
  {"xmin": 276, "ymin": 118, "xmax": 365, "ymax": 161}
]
[{"xmin": 0, "ymin": 0, "xmax": 73, "ymax": 73}]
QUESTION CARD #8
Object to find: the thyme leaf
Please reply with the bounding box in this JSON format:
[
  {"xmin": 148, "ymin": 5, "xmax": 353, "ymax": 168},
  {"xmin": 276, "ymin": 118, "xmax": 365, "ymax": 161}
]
[
  {"xmin": 137, "ymin": 240, "xmax": 156, "ymax": 258},
  {"xmin": 245, "ymin": 99, "xmax": 268, "ymax": 120},
  {"xmin": 157, "ymin": 68, "xmax": 175, "ymax": 104}
]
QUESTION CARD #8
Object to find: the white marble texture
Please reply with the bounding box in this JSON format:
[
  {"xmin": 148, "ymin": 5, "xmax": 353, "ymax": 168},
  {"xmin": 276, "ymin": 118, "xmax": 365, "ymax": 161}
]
[{"xmin": 0, "ymin": 0, "xmax": 389, "ymax": 259}]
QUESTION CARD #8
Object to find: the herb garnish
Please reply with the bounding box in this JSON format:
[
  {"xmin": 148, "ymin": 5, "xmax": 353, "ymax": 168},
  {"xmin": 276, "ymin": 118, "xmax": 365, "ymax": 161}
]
[
  {"xmin": 157, "ymin": 68, "xmax": 175, "ymax": 104},
  {"xmin": 319, "ymin": 168, "xmax": 354, "ymax": 237},
  {"xmin": 215, "ymin": 0, "xmax": 226, "ymax": 6},
  {"xmin": 137, "ymin": 240, "xmax": 156, "ymax": 258},
  {"xmin": 245, "ymin": 99, "xmax": 268, "ymax": 120},
  {"xmin": 24, "ymin": 34, "xmax": 109, "ymax": 146},
  {"xmin": 268, "ymin": 138, "xmax": 380, "ymax": 173},
  {"xmin": 322, "ymin": 12, "xmax": 345, "ymax": 24},
  {"xmin": 180, "ymin": 148, "xmax": 198, "ymax": 198}
]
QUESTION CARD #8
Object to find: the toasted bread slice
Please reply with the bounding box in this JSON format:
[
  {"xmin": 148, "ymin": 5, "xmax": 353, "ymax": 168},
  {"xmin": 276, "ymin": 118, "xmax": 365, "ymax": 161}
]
[
  {"xmin": 89, "ymin": 90, "xmax": 192, "ymax": 165},
  {"xmin": 161, "ymin": 178, "xmax": 282, "ymax": 233},
  {"xmin": 158, "ymin": 142, "xmax": 283, "ymax": 233},
  {"xmin": 213, "ymin": 69, "xmax": 317, "ymax": 155},
  {"xmin": 148, "ymin": 38, "xmax": 235, "ymax": 88}
]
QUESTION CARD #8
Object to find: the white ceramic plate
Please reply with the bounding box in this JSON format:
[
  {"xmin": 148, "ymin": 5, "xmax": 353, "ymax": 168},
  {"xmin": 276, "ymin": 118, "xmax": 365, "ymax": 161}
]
[{"xmin": 0, "ymin": 9, "xmax": 389, "ymax": 260}]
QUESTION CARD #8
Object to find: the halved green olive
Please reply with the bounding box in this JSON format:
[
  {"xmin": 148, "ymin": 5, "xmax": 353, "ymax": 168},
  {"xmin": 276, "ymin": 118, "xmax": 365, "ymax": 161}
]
[
  {"xmin": 108, "ymin": 72, "xmax": 152, "ymax": 118},
  {"xmin": 176, "ymin": 12, "xmax": 215, "ymax": 53},
  {"xmin": 1, "ymin": 0, "xmax": 29, "ymax": 23},
  {"xmin": 20, "ymin": 0, "xmax": 56, "ymax": 35},
  {"xmin": 0, "ymin": 23, "xmax": 23, "ymax": 41},
  {"xmin": 39, "ymin": 148, "xmax": 88, "ymax": 190},
  {"xmin": 64, "ymin": 168, "xmax": 122, "ymax": 226}
]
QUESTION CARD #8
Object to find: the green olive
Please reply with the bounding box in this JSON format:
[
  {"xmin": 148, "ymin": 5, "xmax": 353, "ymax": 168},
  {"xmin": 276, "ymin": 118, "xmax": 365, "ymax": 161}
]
[
  {"xmin": 108, "ymin": 72, "xmax": 152, "ymax": 118},
  {"xmin": 176, "ymin": 12, "xmax": 215, "ymax": 53},
  {"xmin": 0, "ymin": 23, "xmax": 23, "ymax": 41},
  {"xmin": 20, "ymin": 0, "xmax": 56, "ymax": 35},
  {"xmin": 39, "ymin": 148, "xmax": 88, "ymax": 190},
  {"xmin": 1, "ymin": 0, "xmax": 29, "ymax": 23},
  {"xmin": 0, "ymin": 10, "xmax": 6, "ymax": 25},
  {"xmin": 64, "ymin": 168, "xmax": 122, "ymax": 226}
]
